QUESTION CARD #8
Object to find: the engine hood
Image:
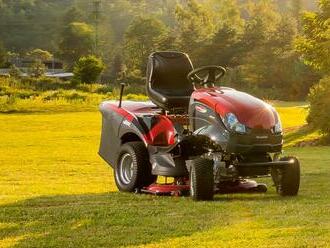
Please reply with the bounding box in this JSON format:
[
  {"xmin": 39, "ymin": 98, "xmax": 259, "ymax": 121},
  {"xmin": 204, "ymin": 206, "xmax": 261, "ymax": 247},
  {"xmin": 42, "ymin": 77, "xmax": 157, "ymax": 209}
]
[{"xmin": 192, "ymin": 87, "xmax": 279, "ymax": 129}]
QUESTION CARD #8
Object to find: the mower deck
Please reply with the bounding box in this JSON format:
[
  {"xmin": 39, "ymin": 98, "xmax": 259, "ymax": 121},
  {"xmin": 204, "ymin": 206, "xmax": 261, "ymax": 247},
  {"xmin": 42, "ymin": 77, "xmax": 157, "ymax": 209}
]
[
  {"xmin": 140, "ymin": 180, "xmax": 267, "ymax": 197},
  {"xmin": 141, "ymin": 183, "xmax": 190, "ymax": 196}
]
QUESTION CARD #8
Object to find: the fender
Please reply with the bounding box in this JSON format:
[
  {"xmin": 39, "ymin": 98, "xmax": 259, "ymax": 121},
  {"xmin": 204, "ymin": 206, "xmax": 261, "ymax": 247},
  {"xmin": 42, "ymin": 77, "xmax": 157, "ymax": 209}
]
[{"xmin": 99, "ymin": 101, "xmax": 177, "ymax": 168}]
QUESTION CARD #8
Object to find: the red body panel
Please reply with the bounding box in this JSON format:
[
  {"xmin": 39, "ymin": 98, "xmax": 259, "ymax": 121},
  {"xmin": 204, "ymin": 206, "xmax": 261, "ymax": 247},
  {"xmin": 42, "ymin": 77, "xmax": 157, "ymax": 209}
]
[
  {"xmin": 102, "ymin": 101, "xmax": 176, "ymax": 146},
  {"xmin": 143, "ymin": 115, "xmax": 176, "ymax": 146},
  {"xmin": 192, "ymin": 87, "xmax": 278, "ymax": 129},
  {"xmin": 104, "ymin": 101, "xmax": 158, "ymax": 121}
]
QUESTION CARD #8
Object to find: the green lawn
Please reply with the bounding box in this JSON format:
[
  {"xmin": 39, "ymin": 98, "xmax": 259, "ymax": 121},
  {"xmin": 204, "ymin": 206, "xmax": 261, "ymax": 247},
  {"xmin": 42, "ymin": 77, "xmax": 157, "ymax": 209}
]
[{"xmin": 0, "ymin": 106, "xmax": 329, "ymax": 247}]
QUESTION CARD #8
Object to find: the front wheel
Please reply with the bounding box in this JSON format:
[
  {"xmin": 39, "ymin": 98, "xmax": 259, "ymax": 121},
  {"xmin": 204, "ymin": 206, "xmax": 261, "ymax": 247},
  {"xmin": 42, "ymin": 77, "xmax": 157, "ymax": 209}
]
[
  {"xmin": 115, "ymin": 142, "xmax": 156, "ymax": 192},
  {"xmin": 190, "ymin": 158, "xmax": 214, "ymax": 201},
  {"xmin": 271, "ymin": 156, "xmax": 300, "ymax": 196}
]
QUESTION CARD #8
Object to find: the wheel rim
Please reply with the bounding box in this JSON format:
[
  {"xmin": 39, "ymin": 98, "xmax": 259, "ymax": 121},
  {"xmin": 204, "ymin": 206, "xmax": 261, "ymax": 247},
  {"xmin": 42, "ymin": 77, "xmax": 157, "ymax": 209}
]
[{"xmin": 119, "ymin": 153, "xmax": 134, "ymax": 184}]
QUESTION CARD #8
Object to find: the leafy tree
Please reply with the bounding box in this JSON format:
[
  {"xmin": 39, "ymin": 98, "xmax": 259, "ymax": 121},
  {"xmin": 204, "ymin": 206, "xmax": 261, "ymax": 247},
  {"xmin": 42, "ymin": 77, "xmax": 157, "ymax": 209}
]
[
  {"xmin": 296, "ymin": 0, "xmax": 330, "ymax": 74},
  {"xmin": 240, "ymin": 1, "xmax": 281, "ymax": 52},
  {"xmin": 27, "ymin": 49, "xmax": 53, "ymax": 62},
  {"xmin": 155, "ymin": 31, "xmax": 179, "ymax": 51},
  {"xmin": 297, "ymin": 1, "xmax": 330, "ymax": 135},
  {"xmin": 62, "ymin": 6, "xmax": 84, "ymax": 25},
  {"xmin": 30, "ymin": 61, "xmax": 46, "ymax": 78},
  {"xmin": 111, "ymin": 53, "xmax": 127, "ymax": 81},
  {"xmin": 237, "ymin": 2, "xmax": 282, "ymax": 88},
  {"xmin": 0, "ymin": 0, "xmax": 73, "ymax": 52},
  {"xmin": 307, "ymin": 76, "xmax": 330, "ymax": 137},
  {"xmin": 8, "ymin": 64, "xmax": 21, "ymax": 78},
  {"xmin": 203, "ymin": 25, "xmax": 241, "ymax": 67},
  {"xmin": 175, "ymin": 0, "xmax": 215, "ymax": 64},
  {"xmin": 0, "ymin": 42, "xmax": 6, "ymax": 67},
  {"xmin": 123, "ymin": 16, "xmax": 167, "ymax": 73},
  {"xmin": 291, "ymin": 0, "xmax": 303, "ymax": 28},
  {"xmin": 206, "ymin": 0, "xmax": 244, "ymax": 31},
  {"xmin": 236, "ymin": 5, "xmax": 318, "ymax": 99},
  {"xmin": 59, "ymin": 22, "xmax": 94, "ymax": 68},
  {"xmin": 25, "ymin": 49, "xmax": 52, "ymax": 77},
  {"xmin": 73, "ymin": 55, "xmax": 105, "ymax": 84},
  {"xmin": 25, "ymin": 49, "xmax": 52, "ymax": 78}
]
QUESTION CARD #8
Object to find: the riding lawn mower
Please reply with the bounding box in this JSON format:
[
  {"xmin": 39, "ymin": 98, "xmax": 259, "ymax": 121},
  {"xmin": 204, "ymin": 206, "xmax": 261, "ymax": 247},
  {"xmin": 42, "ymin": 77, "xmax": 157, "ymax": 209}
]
[{"xmin": 99, "ymin": 51, "xmax": 300, "ymax": 201}]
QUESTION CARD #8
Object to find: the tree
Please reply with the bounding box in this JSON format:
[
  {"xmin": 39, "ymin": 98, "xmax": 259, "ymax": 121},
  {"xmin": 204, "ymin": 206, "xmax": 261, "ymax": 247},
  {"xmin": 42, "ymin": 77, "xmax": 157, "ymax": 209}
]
[
  {"xmin": 0, "ymin": 42, "xmax": 6, "ymax": 67},
  {"xmin": 240, "ymin": 1, "xmax": 281, "ymax": 52},
  {"xmin": 206, "ymin": 0, "xmax": 244, "ymax": 31},
  {"xmin": 111, "ymin": 53, "xmax": 126, "ymax": 81},
  {"xmin": 123, "ymin": 16, "xmax": 167, "ymax": 73},
  {"xmin": 237, "ymin": 2, "xmax": 282, "ymax": 89},
  {"xmin": 8, "ymin": 64, "xmax": 21, "ymax": 78},
  {"xmin": 296, "ymin": 0, "xmax": 330, "ymax": 74},
  {"xmin": 0, "ymin": 0, "xmax": 73, "ymax": 52},
  {"xmin": 62, "ymin": 6, "xmax": 84, "ymax": 25},
  {"xmin": 203, "ymin": 25, "xmax": 241, "ymax": 67},
  {"xmin": 291, "ymin": 0, "xmax": 303, "ymax": 28},
  {"xmin": 236, "ymin": 4, "xmax": 318, "ymax": 99},
  {"xmin": 73, "ymin": 55, "xmax": 105, "ymax": 84},
  {"xmin": 25, "ymin": 49, "xmax": 53, "ymax": 77},
  {"xmin": 175, "ymin": 0, "xmax": 215, "ymax": 64},
  {"xmin": 297, "ymin": 1, "xmax": 330, "ymax": 135},
  {"xmin": 30, "ymin": 61, "xmax": 46, "ymax": 78},
  {"xmin": 27, "ymin": 49, "xmax": 53, "ymax": 62},
  {"xmin": 59, "ymin": 22, "xmax": 95, "ymax": 68},
  {"xmin": 307, "ymin": 76, "xmax": 330, "ymax": 137}
]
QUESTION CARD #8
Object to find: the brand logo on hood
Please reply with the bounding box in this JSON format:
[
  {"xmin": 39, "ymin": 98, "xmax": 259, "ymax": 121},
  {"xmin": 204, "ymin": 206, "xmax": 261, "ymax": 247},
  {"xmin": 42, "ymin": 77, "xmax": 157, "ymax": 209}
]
[{"xmin": 256, "ymin": 135, "xmax": 268, "ymax": 139}]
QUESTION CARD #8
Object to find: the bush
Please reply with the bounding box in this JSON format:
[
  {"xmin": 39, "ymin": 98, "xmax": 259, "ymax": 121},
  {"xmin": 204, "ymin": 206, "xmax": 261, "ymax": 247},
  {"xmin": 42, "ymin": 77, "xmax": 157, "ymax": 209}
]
[
  {"xmin": 30, "ymin": 61, "xmax": 46, "ymax": 77},
  {"xmin": 9, "ymin": 65, "xmax": 21, "ymax": 78},
  {"xmin": 73, "ymin": 55, "xmax": 105, "ymax": 84},
  {"xmin": 307, "ymin": 76, "xmax": 330, "ymax": 136},
  {"xmin": 119, "ymin": 69, "xmax": 144, "ymax": 85}
]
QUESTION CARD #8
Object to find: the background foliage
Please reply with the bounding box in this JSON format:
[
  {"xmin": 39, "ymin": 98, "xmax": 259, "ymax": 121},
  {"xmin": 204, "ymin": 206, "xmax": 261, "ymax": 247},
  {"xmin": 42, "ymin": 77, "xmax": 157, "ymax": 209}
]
[{"xmin": 0, "ymin": 0, "xmax": 323, "ymax": 100}]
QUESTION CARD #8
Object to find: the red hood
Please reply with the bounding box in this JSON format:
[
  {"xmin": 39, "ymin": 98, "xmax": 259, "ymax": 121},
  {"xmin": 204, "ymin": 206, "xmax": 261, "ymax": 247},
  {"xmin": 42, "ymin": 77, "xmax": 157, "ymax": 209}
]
[{"xmin": 192, "ymin": 87, "xmax": 278, "ymax": 129}]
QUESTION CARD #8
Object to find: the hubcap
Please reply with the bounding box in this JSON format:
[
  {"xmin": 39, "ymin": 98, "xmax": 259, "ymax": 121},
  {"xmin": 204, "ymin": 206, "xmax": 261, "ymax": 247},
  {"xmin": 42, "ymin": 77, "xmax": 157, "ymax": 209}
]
[{"xmin": 119, "ymin": 153, "xmax": 134, "ymax": 184}]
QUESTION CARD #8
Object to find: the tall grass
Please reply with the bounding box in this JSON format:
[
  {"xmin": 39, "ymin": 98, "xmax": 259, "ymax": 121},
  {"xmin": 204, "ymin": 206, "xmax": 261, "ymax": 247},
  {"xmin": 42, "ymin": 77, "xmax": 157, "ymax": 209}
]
[{"xmin": 0, "ymin": 77, "xmax": 147, "ymax": 113}]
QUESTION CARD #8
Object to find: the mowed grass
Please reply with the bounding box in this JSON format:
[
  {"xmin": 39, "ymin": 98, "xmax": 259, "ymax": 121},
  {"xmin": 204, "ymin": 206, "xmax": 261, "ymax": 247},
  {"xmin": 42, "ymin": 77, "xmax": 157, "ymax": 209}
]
[{"xmin": 0, "ymin": 105, "xmax": 329, "ymax": 247}]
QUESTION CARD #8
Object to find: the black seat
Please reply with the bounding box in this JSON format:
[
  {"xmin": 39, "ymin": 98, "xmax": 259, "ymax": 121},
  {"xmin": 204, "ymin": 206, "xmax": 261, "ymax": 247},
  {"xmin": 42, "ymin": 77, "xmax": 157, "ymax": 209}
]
[{"xmin": 146, "ymin": 51, "xmax": 194, "ymax": 111}]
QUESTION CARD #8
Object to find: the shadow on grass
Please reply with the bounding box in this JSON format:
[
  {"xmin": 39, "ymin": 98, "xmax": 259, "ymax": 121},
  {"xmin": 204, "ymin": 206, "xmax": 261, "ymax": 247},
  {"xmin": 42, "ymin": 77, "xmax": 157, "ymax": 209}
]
[
  {"xmin": 0, "ymin": 190, "xmax": 295, "ymax": 247},
  {"xmin": 284, "ymin": 125, "xmax": 314, "ymax": 143}
]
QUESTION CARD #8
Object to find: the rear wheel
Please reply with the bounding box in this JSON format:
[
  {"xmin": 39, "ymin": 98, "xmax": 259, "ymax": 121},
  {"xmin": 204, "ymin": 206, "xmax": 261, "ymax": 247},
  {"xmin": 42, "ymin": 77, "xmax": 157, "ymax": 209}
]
[
  {"xmin": 271, "ymin": 156, "xmax": 300, "ymax": 196},
  {"xmin": 115, "ymin": 142, "xmax": 156, "ymax": 192},
  {"xmin": 190, "ymin": 158, "xmax": 214, "ymax": 201}
]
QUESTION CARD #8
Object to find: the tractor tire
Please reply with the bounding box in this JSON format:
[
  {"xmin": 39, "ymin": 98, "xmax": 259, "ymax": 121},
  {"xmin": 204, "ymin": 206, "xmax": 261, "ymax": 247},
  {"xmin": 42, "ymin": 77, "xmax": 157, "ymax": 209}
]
[
  {"xmin": 115, "ymin": 142, "xmax": 156, "ymax": 192},
  {"xmin": 272, "ymin": 156, "xmax": 300, "ymax": 196},
  {"xmin": 190, "ymin": 158, "xmax": 214, "ymax": 201}
]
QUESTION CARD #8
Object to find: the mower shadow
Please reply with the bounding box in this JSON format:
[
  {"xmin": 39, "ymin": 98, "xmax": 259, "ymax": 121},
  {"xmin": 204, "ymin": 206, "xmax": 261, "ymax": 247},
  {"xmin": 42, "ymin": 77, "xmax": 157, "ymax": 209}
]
[{"xmin": 0, "ymin": 191, "xmax": 296, "ymax": 247}]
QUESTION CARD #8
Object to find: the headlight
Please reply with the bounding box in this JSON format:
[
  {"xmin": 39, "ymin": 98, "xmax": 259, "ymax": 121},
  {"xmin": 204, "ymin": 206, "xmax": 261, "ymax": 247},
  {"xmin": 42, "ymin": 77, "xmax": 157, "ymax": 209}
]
[
  {"xmin": 223, "ymin": 112, "xmax": 247, "ymax": 134},
  {"xmin": 274, "ymin": 118, "xmax": 282, "ymax": 134}
]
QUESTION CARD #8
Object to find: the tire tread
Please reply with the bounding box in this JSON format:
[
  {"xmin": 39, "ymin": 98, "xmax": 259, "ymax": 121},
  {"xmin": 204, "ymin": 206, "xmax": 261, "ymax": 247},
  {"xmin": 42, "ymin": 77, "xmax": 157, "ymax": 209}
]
[{"xmin": 190, "ymin": 158, "xmax": 214, "ymax": 201}]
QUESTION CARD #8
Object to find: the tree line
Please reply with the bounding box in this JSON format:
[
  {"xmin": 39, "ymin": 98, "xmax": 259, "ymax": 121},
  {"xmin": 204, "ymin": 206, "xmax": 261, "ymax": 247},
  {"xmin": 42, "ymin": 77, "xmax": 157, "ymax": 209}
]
[{"xmin": 0, "ymin": 0, "xmax": 327, "ymax": 101}]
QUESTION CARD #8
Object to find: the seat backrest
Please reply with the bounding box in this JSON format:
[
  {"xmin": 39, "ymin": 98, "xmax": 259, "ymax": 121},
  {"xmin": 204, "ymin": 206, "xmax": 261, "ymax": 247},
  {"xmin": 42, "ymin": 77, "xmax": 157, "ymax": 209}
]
[{"xmin": 146, "ymin": 51, "xmax": 194, "ymax": 96}]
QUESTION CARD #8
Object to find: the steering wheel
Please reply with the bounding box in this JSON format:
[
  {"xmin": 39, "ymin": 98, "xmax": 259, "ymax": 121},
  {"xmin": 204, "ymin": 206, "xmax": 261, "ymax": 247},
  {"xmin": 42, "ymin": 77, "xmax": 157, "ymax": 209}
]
[{"xmin": 187, "ymin": 65, "xmax": 226, "ymax": 86}]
